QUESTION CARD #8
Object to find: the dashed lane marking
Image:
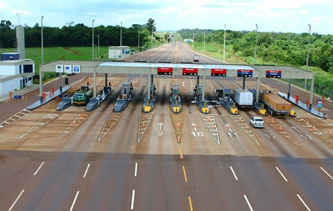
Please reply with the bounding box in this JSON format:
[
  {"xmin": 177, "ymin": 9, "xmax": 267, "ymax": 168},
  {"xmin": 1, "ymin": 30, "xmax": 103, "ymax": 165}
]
[
  {"xmin": 275, "ymin": 166, "xmax": 288, "ymax": 182},
  {"xmin": 230, "ymin": 166, "xmax": 238, "ymax": 181},
  {"xmin": 34, "ymin": 162, "xmax": 45, "ymax": 176},
  {"xmin": 243, "ymin": 195, "xmax": 254, "ymax": 211},
  {"xmin": 320, "ymin": 167, "xmax": 333, "ymax": 180},
  {"xmin": 70, "ymin": 191, "xmax": 80, "ymax": 211},
  {"xmin": 297, "ymin": 194, "xmax": 311, "ymax": 211},
  {"xmin": 9, "ymin": 189, "xmax": 25, "ymax": 211}
]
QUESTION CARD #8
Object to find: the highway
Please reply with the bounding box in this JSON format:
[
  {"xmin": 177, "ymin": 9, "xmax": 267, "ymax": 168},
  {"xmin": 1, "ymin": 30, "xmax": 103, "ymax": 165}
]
[{"xmin": 0, "ymin": 41, "xmax": 332, "ymax": 211}]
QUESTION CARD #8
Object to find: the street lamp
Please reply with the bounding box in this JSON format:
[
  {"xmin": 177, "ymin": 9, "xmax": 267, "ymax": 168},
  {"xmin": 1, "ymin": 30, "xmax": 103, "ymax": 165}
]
[
  {"xmin": 254, "ymin": 24, "xmax": 258, "ymax": 65},
  {"xmin": 92, "ymin": 19, "xmax": 95, "ymax": 61},
  {"xmin": 223, "ymin": 24, "xmax": 226, "ymax": 62},
  {"xmin": 305, "ymin": 24, "xmax": 311, "ymax": 90},
  {"xmin": 204, "ymin": 29, "xmax": 206, "ymax": 53},
  {"xmin": 40, "ymin": 15, "xmax": 44, "ymax": 103},
  {"xmin": 138, "ymin": 30, "xmax": 140, "ymax": 51},
  {"xmin": 192, "ymin": 30, "xmax": 194, "ymax": 48},
  {"xmin": 120, "ymin": 21, "xmax": 123, "ymax": 47},
  {"xmin": 151, "ymin": 27, "xmax": 153, "ymax": 48}
]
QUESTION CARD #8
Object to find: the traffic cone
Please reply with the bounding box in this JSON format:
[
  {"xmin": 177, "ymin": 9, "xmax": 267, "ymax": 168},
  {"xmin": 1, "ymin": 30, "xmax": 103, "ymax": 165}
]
[
  {"xmin": 329, "ymin": 130, "xmax": 333, "ymax": 136},
  {"xmin": 179, "ymin": 152, "xmax": 184, "ymax": 160},
  {"xmin": 271, "ymin": 118, "xmax": 274, "ymax": 123},
  {"xmin": 278, "ymin": 125, "xmax": 283, "ymax": 131},
  {"xmin": 306, "ymin": 121, "xmax": 309, "ymax": 126},
  {"xmin": 313, "ymin": 127, "xmax": 317, "ymax": 132},
  {"xmin": 81, "ymin": 113, "xmax": 83, "ymax": 118},
  {"xmin": 73, "ymin": 120, "xmax": 76, "ymax": 126}
]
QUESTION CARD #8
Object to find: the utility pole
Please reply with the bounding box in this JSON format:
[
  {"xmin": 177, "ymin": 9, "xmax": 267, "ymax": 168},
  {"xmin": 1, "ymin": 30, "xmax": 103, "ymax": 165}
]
[
  {"xmin": 305, "ymin": 24, "xmax": 311, "ymax": 90},
  {"xmin": 223, "ymin": 24, "xmax": 226, "ymax": 62},
  {"xmin": 254, "ymin": 24, "xmax": 258, "ymax": 65},
  {"xmin": 40, "ymin": 16, "xmax": 44, "ymax": 103},
  {"xmin": 92, "ymin": 19, "xmax": 95, "ymax": 61}
]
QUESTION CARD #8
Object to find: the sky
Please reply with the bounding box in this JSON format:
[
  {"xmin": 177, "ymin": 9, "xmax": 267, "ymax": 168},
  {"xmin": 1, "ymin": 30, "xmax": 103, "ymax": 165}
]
[{"xmin": 1, "ymin": 0, "xmax": 333, "ymax": 34}]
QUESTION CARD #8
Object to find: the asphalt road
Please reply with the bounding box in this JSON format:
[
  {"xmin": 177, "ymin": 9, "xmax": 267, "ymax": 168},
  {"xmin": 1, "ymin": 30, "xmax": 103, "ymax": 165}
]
[{"xmin": 0, "ymin": 42, "xmax": 332, "ymax": 211}]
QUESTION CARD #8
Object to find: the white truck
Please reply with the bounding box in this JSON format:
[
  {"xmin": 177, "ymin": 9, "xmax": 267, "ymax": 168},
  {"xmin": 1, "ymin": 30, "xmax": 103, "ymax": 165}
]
[{"xmin": 233, "ymin": 88, "xmax": 253, "ymax": 109}]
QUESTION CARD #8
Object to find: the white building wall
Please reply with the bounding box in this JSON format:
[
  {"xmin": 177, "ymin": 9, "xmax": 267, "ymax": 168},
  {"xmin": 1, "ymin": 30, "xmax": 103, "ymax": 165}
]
[
  {"xmin": 0, "ymin": 77, "xmax": 21, "ymax": 96},
  {"xmin": 0, "ymin": 65, "xmax": 17, "ymax": 75},
  {"xmin": 108, "ymin": 49, "xmax": 122, "ymax": 59}
]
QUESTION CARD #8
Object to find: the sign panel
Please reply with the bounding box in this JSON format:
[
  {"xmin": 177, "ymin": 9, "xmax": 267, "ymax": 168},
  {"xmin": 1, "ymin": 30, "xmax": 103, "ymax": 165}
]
[
  {"xmin": 266, "ymin": 70, "xmax": 282, "ymax": 78},
  {"xmin": 211, "ymin": 69, "xmax": 227, "ymax": 77},
  {"xmin": 237, "ymin": 69, "xmax": 253, "ymax": 77},
  {"xmin": 64, "ymin": 65, "xmax": 72, "ymax": 74},
  {"xmin": 73, "ymin": 65, "xmax": 81, "ymax": 73},
  {"xmin": 56, "ymin": 65, "xmax": 64, "ymax": 73},
  {"xmin": 183, "ymin": 68, "xmax": 198, "ymax": 76},
  {"xmin": 317, "ymin": 101, "xmax": 322, "ymax": 108},
  {"xmin": 157, "ymin": 67, "xmax": 173, "ymax": 75}
]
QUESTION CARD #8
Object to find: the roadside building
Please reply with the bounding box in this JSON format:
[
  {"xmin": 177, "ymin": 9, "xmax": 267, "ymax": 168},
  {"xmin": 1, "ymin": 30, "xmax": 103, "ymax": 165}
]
[
  {"xmin": 108, "ymin": 46, "xmax": 131, "ymax": 59},
  {"xmin": 0, "ymin": 57, "xmax": 35, "ymax": 96}
]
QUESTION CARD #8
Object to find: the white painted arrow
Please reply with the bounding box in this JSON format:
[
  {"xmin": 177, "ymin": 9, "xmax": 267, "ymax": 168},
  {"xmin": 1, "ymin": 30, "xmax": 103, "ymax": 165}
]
[
  {"xmin": 158, "ymin": 123, "xmax": 164, "ymax": 131},
  {"xmin": 192, "ymin": 123, "xmax": 197, "ymax": 131}
]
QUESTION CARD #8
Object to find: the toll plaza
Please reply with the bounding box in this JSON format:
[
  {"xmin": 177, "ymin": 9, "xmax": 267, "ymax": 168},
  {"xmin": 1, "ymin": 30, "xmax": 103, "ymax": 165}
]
[{"xmin": 36, "ymin": 61, "xmax": 324, "ymax": 118}]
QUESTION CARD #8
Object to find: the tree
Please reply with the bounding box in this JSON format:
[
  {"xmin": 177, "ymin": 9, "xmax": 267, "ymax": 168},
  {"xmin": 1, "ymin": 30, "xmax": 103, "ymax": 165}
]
[{"xmin": 146, "ymin": 18, "xmax": 156, "ymax": 33}]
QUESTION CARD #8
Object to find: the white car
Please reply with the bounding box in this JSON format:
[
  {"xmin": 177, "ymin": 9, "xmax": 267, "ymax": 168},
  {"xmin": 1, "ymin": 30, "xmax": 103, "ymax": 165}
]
[{"xmin": 250, "ymin": 117, "xmax": 265, "ymax": 128}]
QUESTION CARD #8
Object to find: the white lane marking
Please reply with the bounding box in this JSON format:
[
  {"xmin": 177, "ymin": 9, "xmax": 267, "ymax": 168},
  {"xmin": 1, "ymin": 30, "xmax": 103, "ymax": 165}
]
[
  {"xmin": 297, "ymin": 194, "xmax": 311, "ymax": 211},
  {"xmin": 131, "ymin": 189, "xmax": 136, "ymax": 210},
  {"xmin": 275, "ymin": 167, "xmax": 288, "ymax": 182},
  {"xmin": 134, "ymin": 162, "xmax": 138, "ymax": 177},
  {"xmin": 234, "ymin": 133, "xmax": 238, "ymax": 138},
  {"xmin": 229, "ymin": 166, "xmax": 238, "ymax": 181},
  {"xmin": 9, "ymin": 189, "xmax": 25, "ymax": 211},
  {"xmin": 320, "ymin": 167, "xmax": 333, "ymax": 180},
  {"xmin": 243, "ymin": 195, "xmax": 254, "ymax": 211},
  {"xmin": 70, "ymin": 191, "xmax": 80, "ymax": 211},
  {"xmin": 83, "ymin": 164, "xmax": 91, "ymax": 178},
  {"xmin": 33, "ymin": 162, "xmax": 45, "ymax": 176}
]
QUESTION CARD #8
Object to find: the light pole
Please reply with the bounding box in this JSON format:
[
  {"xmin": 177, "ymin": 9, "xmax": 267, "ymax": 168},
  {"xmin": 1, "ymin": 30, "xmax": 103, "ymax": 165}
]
[
  {"xmin": 204, "ymin": 29, "xmax": 206, "ymax": 53},
  {"xmin": 151, "ymin": 28, "xmax": 153, "ymax": 48},
  {"xmin": 120, "ymin": 22, "xmax": 122, "ymax": 58},
  {"xmin": 254, "ymin": 24, "xmax": 258, "ymax": 65},
  {"xmin": 40, "ymin": 15, "xmax": 44, "ymax": 103},
  {"xmin": 192, "ymin": 30, "xmax": 194, "ymax": 48},
  {"xmin": 98, "ymin": 34, "xmax": 100, "ymax": 54},
  {"xmin": 223, "ymin": 24, "xmax": 226, "ymax": 62},
  {"xmin": 92, "ymin": 19, "xmax": 94, "ymax": 61},
  {"xmin": 305, "ymin": 24, "xmax": 311, "ymax": 90},
  {"xmin": 138, "ymin": 30, "xmax": 140, "ymax": 51}
]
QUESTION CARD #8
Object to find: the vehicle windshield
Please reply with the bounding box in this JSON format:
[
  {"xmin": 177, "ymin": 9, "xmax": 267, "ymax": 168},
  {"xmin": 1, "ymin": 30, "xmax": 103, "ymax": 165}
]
[
  {"xmin": 74, "ymin": 93, "xmax": 84, "ymax": 98},
  {"xmin": 255, "ymin": 118, "xmax": 263, "ymax": 121}
]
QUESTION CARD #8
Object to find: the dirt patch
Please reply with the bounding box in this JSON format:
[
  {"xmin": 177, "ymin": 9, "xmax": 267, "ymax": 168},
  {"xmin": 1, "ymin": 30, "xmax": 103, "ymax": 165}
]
[
  {"xmin": 0, "ymin": 155, "xmax": 7, "ymax": 160},
  {"xmin": 63, "ymin": 47, "xmax": 81, "ymax": 55}
]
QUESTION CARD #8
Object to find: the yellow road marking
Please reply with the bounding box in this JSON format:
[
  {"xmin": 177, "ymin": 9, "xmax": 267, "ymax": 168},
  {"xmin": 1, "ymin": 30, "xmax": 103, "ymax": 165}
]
[
  {"xmin": 183, "ymin": 166, "xmax": 188, "ymax": 182},
  {"xmin": 188, "ymin": 196, "xmax": 193, "ymax": 211}
]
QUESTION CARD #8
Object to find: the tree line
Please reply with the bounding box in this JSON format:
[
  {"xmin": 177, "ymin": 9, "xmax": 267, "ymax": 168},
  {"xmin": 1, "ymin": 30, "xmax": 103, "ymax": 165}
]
[
  {"xmin": 0, "ymin": 18, "xmax": 159, "ymax": 49},
  {"xmin": 178, "ymin": 29, "xmax": 333, "ymax": 74}
]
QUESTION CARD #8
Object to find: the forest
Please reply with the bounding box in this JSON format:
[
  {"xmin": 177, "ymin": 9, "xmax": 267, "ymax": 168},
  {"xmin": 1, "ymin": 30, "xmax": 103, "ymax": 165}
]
[
  {"xmin": 178, "ymin": 29, "xmax": 333, "ymax": 99},
  {"xmin": 0, "ymin": 18, "xmax": 160, "ymax": 50}
]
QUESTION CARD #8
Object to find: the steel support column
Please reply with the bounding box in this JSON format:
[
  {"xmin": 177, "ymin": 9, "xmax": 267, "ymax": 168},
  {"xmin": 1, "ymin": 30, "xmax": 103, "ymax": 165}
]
[
  {"xmin": 256, "ymin": 75, "xmax": 260, "ymax": 102},
  {"xmin": 288, "ymin": 79, "xmax": 291, "ymax": 99},
  {"xmin": 93, "ymin": 68, "xmax": 97, "ymax": 98},
  {"xmin": 309, "ymin": 72, "xmax": 315, "ymax": 110}
]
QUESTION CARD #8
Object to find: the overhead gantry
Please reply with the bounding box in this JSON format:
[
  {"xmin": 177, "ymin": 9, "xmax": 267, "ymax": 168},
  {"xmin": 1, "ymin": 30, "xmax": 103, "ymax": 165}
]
[{"xmin": 41, "ymin": 61, "xmax": 320, "ymax": 116}]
